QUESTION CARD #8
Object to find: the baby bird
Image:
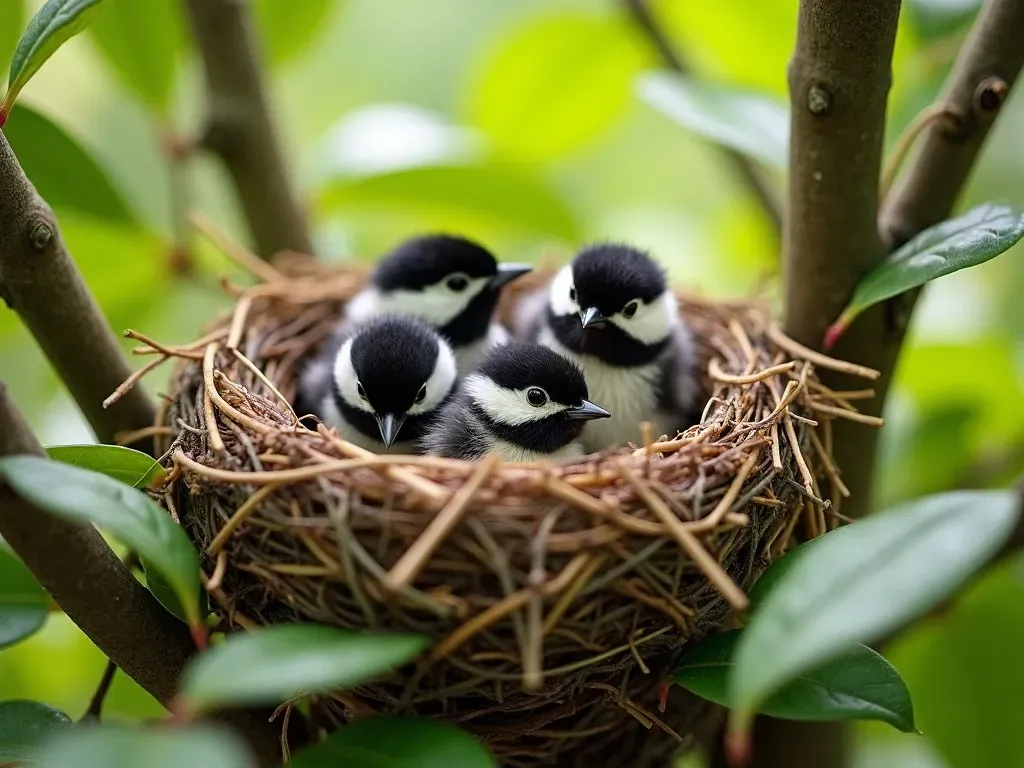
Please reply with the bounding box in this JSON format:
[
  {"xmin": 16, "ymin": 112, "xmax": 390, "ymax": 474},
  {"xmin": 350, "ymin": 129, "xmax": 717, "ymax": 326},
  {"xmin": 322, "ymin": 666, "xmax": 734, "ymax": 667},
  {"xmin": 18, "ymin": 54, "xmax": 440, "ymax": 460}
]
[
  {"xmin": 345, "ymin": 234, "xmax": 532, "ymax": 376},
  {"xmin": 518, "ymin": 243, "xmax": 699, "ymax": 453},
  {"xmin": 421, "ymin": 342, "xmax": 610, "ymax": 462},
  {"xmin": 297, "ymin": 315, "xmax": 457, "ymax": 453}
]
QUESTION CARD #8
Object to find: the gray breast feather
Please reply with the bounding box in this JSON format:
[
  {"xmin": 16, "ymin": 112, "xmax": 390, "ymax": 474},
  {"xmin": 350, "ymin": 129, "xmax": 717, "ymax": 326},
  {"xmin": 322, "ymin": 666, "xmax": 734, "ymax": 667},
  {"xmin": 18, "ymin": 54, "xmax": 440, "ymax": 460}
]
[
  {"xmin": 296, "ymin": 321, "xmax": 350, "ymax": 418},
  {"xmin": 656, "ymin": 321, "xmax": 701, "ymax": 418},
  {"xmin": 419, "ymin": 395, "xmax": 490, "ymax": 459}
]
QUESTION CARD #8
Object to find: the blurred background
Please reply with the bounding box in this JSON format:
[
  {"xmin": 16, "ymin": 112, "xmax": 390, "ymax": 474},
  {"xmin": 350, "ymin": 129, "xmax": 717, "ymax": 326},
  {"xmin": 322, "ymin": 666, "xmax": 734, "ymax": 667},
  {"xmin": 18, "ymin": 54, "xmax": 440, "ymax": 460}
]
[{"xmin": 1, "ymin": 0, "xmax": 1023, "ymax": 765}]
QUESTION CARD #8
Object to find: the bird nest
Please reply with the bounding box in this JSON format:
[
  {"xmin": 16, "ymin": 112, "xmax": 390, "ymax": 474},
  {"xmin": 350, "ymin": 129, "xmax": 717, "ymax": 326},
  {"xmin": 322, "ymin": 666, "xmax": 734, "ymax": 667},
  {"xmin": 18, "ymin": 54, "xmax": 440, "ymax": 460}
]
[{"xmin": 126, "ymin": 249, "xmax": 881, "ymax": 767}]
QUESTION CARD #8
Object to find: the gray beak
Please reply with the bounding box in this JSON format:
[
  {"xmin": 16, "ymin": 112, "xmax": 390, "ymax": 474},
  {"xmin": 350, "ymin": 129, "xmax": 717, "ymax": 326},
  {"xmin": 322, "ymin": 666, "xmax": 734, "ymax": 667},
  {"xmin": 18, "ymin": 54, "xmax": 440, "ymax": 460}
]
[
  {"xmin": 579, "ymin": 306, "xmax": 607, "ymax": 329},
  {"xmin": 489, "ymin": 262, "xmax": 533, "ymax": 290},
  {"xmin": 375, "ymin": 413, "xmax": 406, "ymax": 448},
  {"xmin": 566, "ymin": 399, "xmax": 611, "ymax": 421}
]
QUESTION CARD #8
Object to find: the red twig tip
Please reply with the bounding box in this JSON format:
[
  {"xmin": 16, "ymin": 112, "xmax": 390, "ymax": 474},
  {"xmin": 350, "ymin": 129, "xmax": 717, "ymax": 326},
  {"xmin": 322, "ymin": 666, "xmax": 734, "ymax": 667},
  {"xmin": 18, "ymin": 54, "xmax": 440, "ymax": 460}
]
[
  {"xmin": 725, "ymin": 725, "xmax": 752, "ymax": 767},
  {"xmin": 658, "ymin": 682, "xmax": 670, "ymax": 713},
  {"xmin": 190, "ymin": 622, "xmax": 209, "ymax": 650},
  {"xmin": 0, "ymin": 108, "xmax": 7, "ymax": 129},
  {"xmin": 823, "ymin": 319, "xmax": 847, "ymax": 351}
]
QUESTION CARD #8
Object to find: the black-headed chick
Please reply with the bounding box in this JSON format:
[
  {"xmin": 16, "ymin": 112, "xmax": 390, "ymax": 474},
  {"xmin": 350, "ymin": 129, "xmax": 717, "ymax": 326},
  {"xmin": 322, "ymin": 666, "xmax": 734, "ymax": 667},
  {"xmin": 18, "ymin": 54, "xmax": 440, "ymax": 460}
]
[
  {"xmin": 297, "ymin": 315, "xmax": 457, "ymax": 453},
  {"xmin": 420, "ymin": 342, "xmax": 610, "ymax": 462},
  {"xmin": 516, "ymin": 244, "xmax": 698, "ymax": 453},
  {"xmin": 344, "ymin": 234, "xmax": 531, "ymax": 376}
]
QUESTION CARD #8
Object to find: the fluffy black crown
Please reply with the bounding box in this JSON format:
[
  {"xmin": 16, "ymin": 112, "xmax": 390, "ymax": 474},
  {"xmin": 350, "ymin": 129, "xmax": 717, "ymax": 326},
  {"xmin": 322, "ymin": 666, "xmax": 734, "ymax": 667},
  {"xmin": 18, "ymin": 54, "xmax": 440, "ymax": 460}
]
[
  {"xmin": 476, "ymin": 343, "xmax": 588, "ymax": 406},
  {"xmin": 349, "ymin": 316, "xmax": 441, "ymax": 414},
  {"xmin": 373, "ymin": 234, "xmax": 498, "ymax": 292},
  {"xmin": 571, "ymin": 243, "xmax": 666, "ymax": 314}
]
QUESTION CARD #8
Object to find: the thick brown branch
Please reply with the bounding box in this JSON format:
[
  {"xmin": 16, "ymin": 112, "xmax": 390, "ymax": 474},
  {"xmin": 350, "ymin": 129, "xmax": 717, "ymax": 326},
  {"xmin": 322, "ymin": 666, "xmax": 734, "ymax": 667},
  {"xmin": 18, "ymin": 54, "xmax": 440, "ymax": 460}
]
[
  {"xmin": 821, "ymin": 0, "xmax": 1024, "ymax": 521},
  {"xmin": 183, "ymin": 0, "xmax": 313, "ymax": 258},
  {"xmin": 0, "ymin": 132, "xmax": 155, "ymax": 452},
  {"xmin": 623, "ymin": 0, "xmax": 783, "ymax": 233},
  {"xmin": 0, "ymin": 384, "xmax": 296, "ymax": 766}
]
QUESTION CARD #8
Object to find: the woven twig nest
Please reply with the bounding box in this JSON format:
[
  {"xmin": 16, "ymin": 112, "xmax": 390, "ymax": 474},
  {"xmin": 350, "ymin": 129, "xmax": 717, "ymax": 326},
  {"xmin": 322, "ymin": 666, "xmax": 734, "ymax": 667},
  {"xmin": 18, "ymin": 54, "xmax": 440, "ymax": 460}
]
[{"xmin": 139, "ymin": 253, "xmax": 880, "ymax": 767}]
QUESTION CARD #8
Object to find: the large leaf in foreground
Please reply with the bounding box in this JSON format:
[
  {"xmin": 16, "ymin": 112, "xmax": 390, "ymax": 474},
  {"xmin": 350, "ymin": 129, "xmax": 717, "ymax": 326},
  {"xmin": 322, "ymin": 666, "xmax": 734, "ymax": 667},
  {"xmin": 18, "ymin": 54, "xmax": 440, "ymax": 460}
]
[
  {"xmin": 730, "ymin": 490, "xmax": 1018, "ymax": 735},
  {"xmin": 289, "ymin": 717, "xmax": 496, "ymax": 768},
  {"xmin": 178, "ymin": 625, "xmax": 428, "ymax": 713},
  {"xmin": 34, "ymin": 724, "xmax": 252, "ymax": 768},
  {"xmin": 46, "ymin": 444, "xmax": 163, "ymax": 488},
  {"xmin": 674, "ymin": 630, "xmax": 914, "ymax": 731},
  {"xmin": 826, "ymin": 203, "xmax": 1024, "ymax": 348},
  {"xmin": 1, "ymin": 0, "xmax": 110, "ymax": 122},
  {"xmin": 0, "ymin": 546, "xmax": 49, "ymax": 649},
  {"xmin": 636, "ymin": 70, "xmax": 788, "ymax": 170},
  {"xmin": 0, "ymin": 701, "xmax": 72, "ymax": 763},
  {"xmin": 0, "ymin": 456, "xmax": 202, "ymax": 643}
]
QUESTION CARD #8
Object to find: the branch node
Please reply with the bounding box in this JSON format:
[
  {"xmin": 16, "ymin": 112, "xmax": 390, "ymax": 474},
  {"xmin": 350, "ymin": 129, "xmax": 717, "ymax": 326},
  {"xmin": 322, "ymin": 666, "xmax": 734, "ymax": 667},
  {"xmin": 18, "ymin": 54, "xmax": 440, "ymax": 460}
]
[
  {"xmin": 28, "ymin": 219, "xmax": 54, "ymax": 252},
  {"xmin": 807, "ymin": 84, "xmax": 831, "ymax": 116},
  {"xmin": 975, "ymin": 76, "xmax": 1009, "ymax": 115}
]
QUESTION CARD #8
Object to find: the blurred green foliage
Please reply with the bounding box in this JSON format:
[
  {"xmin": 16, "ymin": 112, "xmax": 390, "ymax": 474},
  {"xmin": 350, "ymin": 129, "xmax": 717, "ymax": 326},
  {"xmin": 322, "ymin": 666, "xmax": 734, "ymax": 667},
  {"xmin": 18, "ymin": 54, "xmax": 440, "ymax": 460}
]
[{"xmin": 1, "ymin": 0, "xmax": 1023, "ymax": 766}]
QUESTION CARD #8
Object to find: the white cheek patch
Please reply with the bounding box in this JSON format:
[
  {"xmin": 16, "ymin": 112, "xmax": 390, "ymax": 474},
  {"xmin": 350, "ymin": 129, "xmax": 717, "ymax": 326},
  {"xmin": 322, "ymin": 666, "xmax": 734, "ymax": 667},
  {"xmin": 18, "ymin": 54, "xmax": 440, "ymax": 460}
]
[
  {"xmin": 348, "ymin": 277, "xmax": 490, "ymax": 328},
  {"xmin": 607, "ymin": 290, "xmax": 676, "ymax": 345},
  {"xmin": 547, "ymin": 266, "xmax": 578, "ymax": 317},
  {"xmin": 408, "ymin": 341, "xmax": 457, "ymax": 415},
  {"xmin": 331, "ymin": 339, "xmax": 374, "ymax": 414},
  {"xmin": 464, "ymin": 375, "xmax": 566, "ymax": 426}
]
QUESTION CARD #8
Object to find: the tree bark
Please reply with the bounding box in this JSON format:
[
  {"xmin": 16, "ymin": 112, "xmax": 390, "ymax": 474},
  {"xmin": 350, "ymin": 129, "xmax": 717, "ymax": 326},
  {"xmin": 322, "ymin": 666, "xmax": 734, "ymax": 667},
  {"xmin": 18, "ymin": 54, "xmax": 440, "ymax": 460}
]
[
  {"xmin": 183, "ymin": 0, "xmax": 313, "ymax": 259},
  {"xmin": 0, "ymin": 132, "xmax": 155, "ymax": 452},
  {"xmin": 622, "ymin": 0, "xmax": 783, "ymax": 234},
  {"xmin": 0, "ymin": 383, "xmax": 292, "ymax": 767}
]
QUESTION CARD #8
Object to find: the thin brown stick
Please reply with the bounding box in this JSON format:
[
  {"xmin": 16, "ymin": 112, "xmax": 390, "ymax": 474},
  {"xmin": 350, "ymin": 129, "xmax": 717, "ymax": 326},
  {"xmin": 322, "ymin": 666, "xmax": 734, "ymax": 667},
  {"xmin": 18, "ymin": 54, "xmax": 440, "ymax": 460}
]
[
  {"xmin": 880, "ymin": 102, "xmax": 961, "ymax": 197},
  {"xmin": 710, "ymin": 359, "xmax": 796, "ymax": 385},
  {"xmin": 202, "ymin": 344, "xmax": 227, "ymax": 453},
  {"xmin": 103, "ymin": 357, "xmax": 168, "ymax": 410},
  {"xmin": 227, "ymin": 296, "xmax": 254, "ymax": 350},
  {"xmin": 190, "ymin": 211, "xmax": 287, "ymax": 283},
  {"xmin": 208, "ymin": 483, "xmax": 283, "ymax": 555},
  {"xmin": 767, "ymin": 326, "xmax": 881, "ymax": 379},
  {"xmin": 807, "ymin": 401, "xmax": 885, "ymax": 427},
  {"xmin": 690, "ymin": 452, "xmax": 760, "ymax": 531},
  {"xmin": 383, "ymin": 456, "xmax": 501, "ymax": 592}
]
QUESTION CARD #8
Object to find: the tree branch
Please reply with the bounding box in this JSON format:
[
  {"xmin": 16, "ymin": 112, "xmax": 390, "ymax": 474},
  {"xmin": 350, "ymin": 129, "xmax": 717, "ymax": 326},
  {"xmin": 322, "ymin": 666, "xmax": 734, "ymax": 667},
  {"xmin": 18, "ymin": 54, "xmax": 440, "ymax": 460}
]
[
  {"xmin": 182, "ymin": 0, "xmax": 313, "ymax": 258},
  {"xmin": 623, "ymin": 0, "xmax": 783, "ymax": 234},
  {"xmin": 0, "ymin": 383, "xmax": 293, "ymax": 767},
  {"xmin": 0, "ymin": 132, "xmax": 155, "ymax": 452},
  {"xmin": 818, "ymin": 0, "xmax": 1024, "ymax": 522}
]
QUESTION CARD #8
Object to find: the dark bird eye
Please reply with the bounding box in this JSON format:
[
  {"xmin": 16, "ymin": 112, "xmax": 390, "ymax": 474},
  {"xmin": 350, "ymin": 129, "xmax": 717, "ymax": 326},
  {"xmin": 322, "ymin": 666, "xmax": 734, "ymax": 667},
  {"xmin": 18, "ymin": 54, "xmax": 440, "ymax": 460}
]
[
  {"xmin": 622, "ymin": 301, "xmax": 639, "ymax": 318},
  {"xmin": 569, "ymin": 286, "xmax": 576, "ymax": 302},
  {"xmin": 415, "ymin": 385, "xmax": 427, "ymax": 404},
  {"xmin": 356, "ymin": 382, "xmax": 367, "ymax": 400},
  {"xmin": 526, "ymin": 387, "xmax": 548, "ymax": 407},
  {"xmin": 446, "ymin": 275, "xmax": 468, "ymax": 292}
]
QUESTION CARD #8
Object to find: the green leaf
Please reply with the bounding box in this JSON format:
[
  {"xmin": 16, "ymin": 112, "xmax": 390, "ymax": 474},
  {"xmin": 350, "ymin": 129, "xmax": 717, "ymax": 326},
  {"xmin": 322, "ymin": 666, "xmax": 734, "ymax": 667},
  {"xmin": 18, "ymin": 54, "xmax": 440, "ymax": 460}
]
[
  {"xmin": 142, "ymin": 558, "xmax": 194, "ymax": 625},
  {"xmin": 289, "ymin": 716, "xmax": 496, "ymax": 768},
  {"xmin": 1, "ymin": 0, "xmax": 110, "ymax": 121},
  {"xmin": 253, "ymin": 0, "xmax": 337, "ymax": 66},
  {"xmin": 179, "ymin": 625, "xmax": 428, "ymax": 713},
  {"xmin": 730, "ymin": 490, "xmax": 1019, "ymax": 726},
  {"xmin": 46, "ymin": 444, "xmax": 163, "ymax": 488},
  {"xmin": 88, "ymin": 0, "xmax": 183, "ymax": 113},
  {"xmin": 34, "ymin": 724, "xmax": 252, "ymax": 768},
  {"xmin": 465, "ymin": 12, "xmax": 647, "ymax": 161},
  {"xmin": 0, "ymin": 456, "xmax": 203, "ymax": 640},
  {"xmin": 0, "ymin": 2, "xmax": 26, "ymax": 75},
  {"xmin": 3, "ymin": 104, "xmax": 136, "ymax": 224},
  {"xmin": 0, "ymin": 701, "xmax": 72, "ymax": 762},
  {"xmin": 826, "ymin": 203, "xmax": 1024, "ymax": 348},
  {"xmin": 636, "ymin": 71, "xmax": 789, "ymax": 170},
  {"xmin": 674, "ymin": 630, "xmax": 915, "ymax": 732},
  {"xmin": 0, "ymin": 546, "xmax": 49, "ymax": 650},
  {"xmin": 319, "ymin": 164, "xmax": 581, "ymax": 241}
]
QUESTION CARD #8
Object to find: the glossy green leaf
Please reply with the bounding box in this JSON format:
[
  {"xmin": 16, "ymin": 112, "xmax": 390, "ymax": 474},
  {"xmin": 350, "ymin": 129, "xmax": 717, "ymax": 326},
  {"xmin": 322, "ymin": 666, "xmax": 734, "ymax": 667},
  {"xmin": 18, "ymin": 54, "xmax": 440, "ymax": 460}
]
[
  {"xmin": 3, "ymin": 104, "xmax": 136, "ymax": 224},
  {"xmin": 466, "ymin": 13, "xmax": 646, "ymax": 160},
  {"xmin": 46, "ymin": 445, "xmax": 163, "ymax": 488},
  {"xmin": 730, "ymin": 490, "xmax": 1019, "ymax": 728},
  {"xmin": 319, "ymin": 164, "xmax": 581, "ymax": 241},
  {"xmin": 0, "ymin": 2, "xmax": 26, "ymax": 75},
  {"xmin": 0, "ymin": 701, "xmax": 72, "ymax": 762},
  {"xmin": 179, "ymin": 625, "xmax": 427, "ymax": 713},
  {"xmin": 34, "ymin": 724, "xmax": 252, "ymax": 768},
  {"xmin": 636, "ymin": 71, "xmax": 788, "ymax": 170},
  {"xmin": 290, "ymin": 716, "xmax": 496, "ymax": 768},
  {"xmin": 0, "ymin": 457, "xmax": 202, "ymax": 638},
  {"xmin": 826, "ymin": 204, "xmax": 1024, "ymax": 348},
  {"xmin": 253, "ymin": 0, "xmax": 336, "ymax": 66},
  {"xmin": 0, "ymin": 546, "xmax": 49, "ymax": 650},
  {"xmin": 88, "ymin": 0, "xmax": 182, "ymax": 113},
  {"xmin": 674, "ymin": 630, "xmax": 915, "ymax": 731},
  {"xmin": 142, "ymin": 559, "xmax": 193, "ymax": 625},
  {"xmin": 1, "ymin": 0, "xmax": 110, "ymax": 121}
]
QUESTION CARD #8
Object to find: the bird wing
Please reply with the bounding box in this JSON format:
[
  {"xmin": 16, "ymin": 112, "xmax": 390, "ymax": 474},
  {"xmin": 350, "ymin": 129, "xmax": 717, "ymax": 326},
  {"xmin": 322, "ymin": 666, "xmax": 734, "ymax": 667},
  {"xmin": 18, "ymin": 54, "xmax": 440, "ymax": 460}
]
[
  {"xmin": 295, "ymin": 320, "xmax": 350, "ymax": 417},
  {"xmin": 656, "ymin": 321, "xmax": 702, "ymax": 421},
  {"xmin": 419, "ymin": 394, "xmax": 487, "ymax": 459}
]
